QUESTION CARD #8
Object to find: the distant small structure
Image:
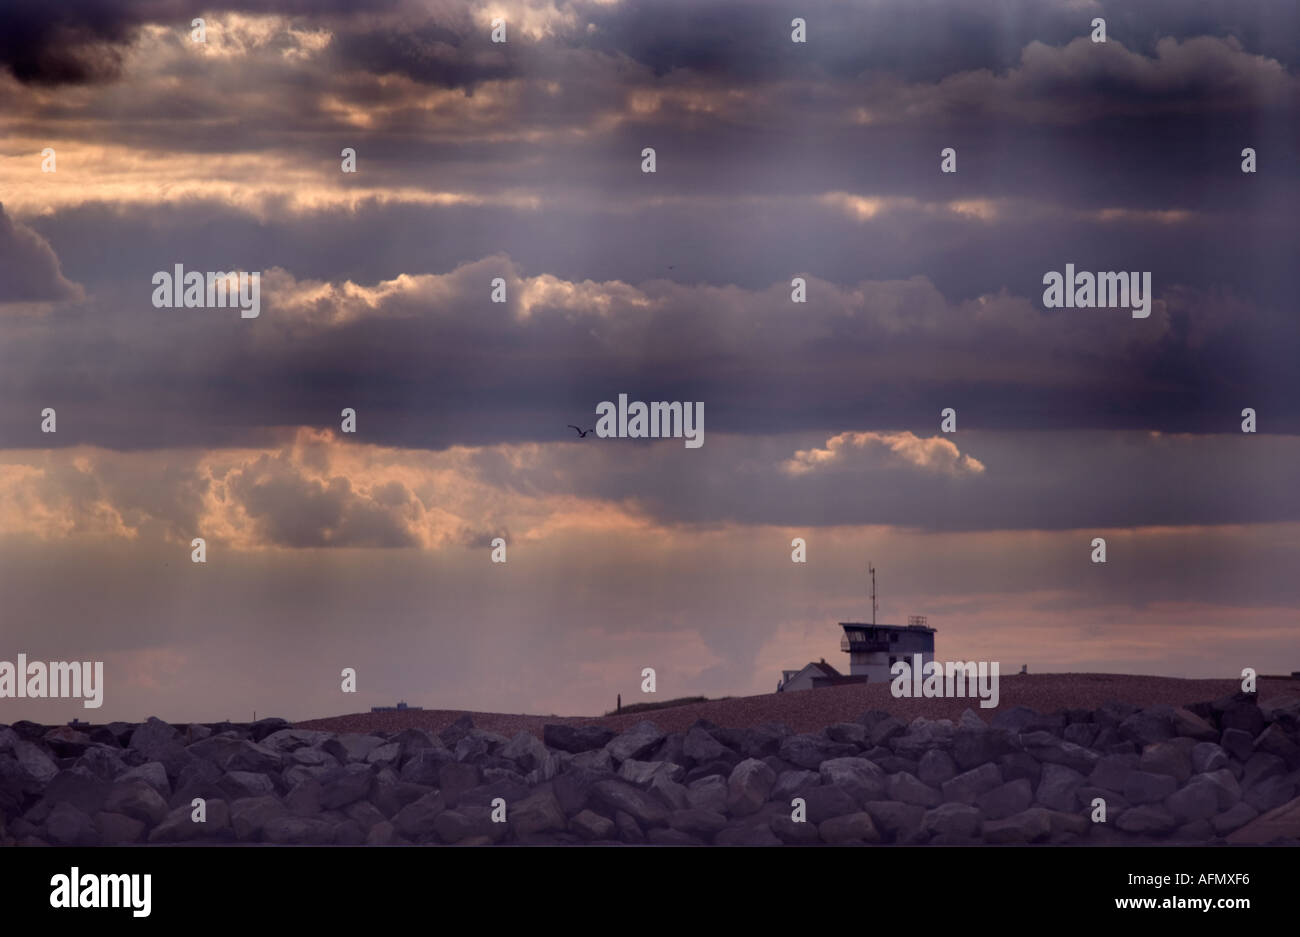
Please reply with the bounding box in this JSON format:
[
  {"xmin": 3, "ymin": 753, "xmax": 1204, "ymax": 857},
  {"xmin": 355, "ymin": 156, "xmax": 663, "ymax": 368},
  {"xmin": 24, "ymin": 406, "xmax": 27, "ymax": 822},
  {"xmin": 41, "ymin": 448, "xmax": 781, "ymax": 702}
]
[
  {"xmin": 778, "ymin": 567, "xmax": 936, "ymax": 691},
  {"xmin": 67, "ymin": 718, "xmax": 87, "ymax": 728},
  {"xmin": 1020, "ymin": 664, "xmax": 1028, "ymax": 675},
  {"xmin": 371, "ymin": 700, "xmax": 423, "ymax": 713},
  {"xmin": 777, "ymin": 658, "xmax": 867, "ymax": 693}
]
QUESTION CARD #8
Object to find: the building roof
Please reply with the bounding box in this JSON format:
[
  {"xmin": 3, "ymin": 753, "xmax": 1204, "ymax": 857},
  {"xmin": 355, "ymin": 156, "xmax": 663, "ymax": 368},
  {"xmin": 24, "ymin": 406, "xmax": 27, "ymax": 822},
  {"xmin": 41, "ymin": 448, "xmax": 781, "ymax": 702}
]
[
  {"xmin": 778, "ymin": 659, "xmax": 842, "ymax": 689},
  {"xmin": 839, "ymin": 621, "xmax": 936, "ymax": 635}
]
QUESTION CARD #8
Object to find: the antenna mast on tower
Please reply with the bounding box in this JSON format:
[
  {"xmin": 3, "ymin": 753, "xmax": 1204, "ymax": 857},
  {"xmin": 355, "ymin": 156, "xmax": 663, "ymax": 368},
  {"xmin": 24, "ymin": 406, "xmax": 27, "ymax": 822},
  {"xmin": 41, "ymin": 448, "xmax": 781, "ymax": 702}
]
[{"xmin": 869, "ymin": 562, "xmax": 877, "ymax": 625}]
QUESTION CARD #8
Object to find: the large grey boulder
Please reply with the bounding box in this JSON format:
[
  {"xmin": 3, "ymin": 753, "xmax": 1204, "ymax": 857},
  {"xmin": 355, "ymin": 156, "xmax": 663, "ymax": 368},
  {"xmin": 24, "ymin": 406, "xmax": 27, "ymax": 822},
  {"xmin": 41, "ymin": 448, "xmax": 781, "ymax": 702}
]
[
  {"xmin": 220, "ymin": 771, "xmax": 277, "ymax": 800},
  {"xmin": 770, "ymin": 813, "xmax": 821, "ymax": 844},
  {"xmin": 262, "ymin": 815, "xmax": 336, "ymax": 845},
  {"xmin": 434, "ymin": 806, "xmax": 505, "ymax": 844},
  {"xmin": 684, "ymin": 775, "xmax": 728, "ymax": 814},
  {"xmin": 1036, "ymin": 764, "xmax": 1085, "ymax": 812},
  {"xmin": 118, "ymin": 762, "xmax": 169, "ymax": 796},
  {"xmin": 1191, "ymin": 743, "xmax": 1229, "ymax": 775},
  {"xmin": 39, "ymin": 768, "xmax": 109, "ymax": 815},
  {"xmin": 886, "ymin": 772, "xmax": 942, "ymax": 808},
  {"xmin": 1118, "ymin": 707, "xmax": 1177, "ymax": 746},
  {"xmin": 619, "ymin": 759, "xmax": 683, "ymax": 787},
  {"xmin": 73, "ymin": 746, "xmax": 126, "ymax": 782},
  {"xmin": 1245, "ymin": 775, "xmax": 1296, "ymax": 812},
  {"xmin": 13, "ymin": 740, "xmax": 58, "ymax": 784},
  {"xmin": 322, "ymin": 733, "xmax": 385, "ymax": 764},
  {"xmin": 45, "ymin": 803, "xmax": 99, "ymax": 845},
  {"xmin": 510, "ymin": 789, "xmax": 567, "ymax": 836},
  {"xmin": 825, "ymin": 723, "xmax": 868, "ymax": 747},
  {"xmin": 229, "ymin": 796, "xmax": 287, "ymax": 841},
  {"xmin": 819, "ymin": 757, "xmax": 886, "ymax": 805},
  {"xmin": 187, "ymin": 737, "xmax": 282, "ymax": 774},
  {"xmin": 1165, "ymin": 779, "xmax": 1220, "ymax": 822},
  {"xmin": 1115, "ymin": 804, "xmax": 1178, "ymax": 835},
  {"xmin": 682, "ymin": 726, "xmax": 731, "ymax": 763},
  {"xmin": 1021, "ymin": 732, "xmax": 1099, "ymax": 773},
  {"xmin": 983, "ymin": 807, "xmax": 1053, "ymax": 843},
  {"xmin": 399, "ymin": 748, "xmax": 455, "ymax": 786},
  {"xmin": 93, "ymin": 811, "xmax": 144, "ymax": 844},
  {"xmin": 726, "ymin": 758, "xmax": 776, "ymax": 817},
  {"xmin": 1089, "ymin": 753, "xmax": 1139, "ymax": 791},
  {"xmin": 319, "ymin": 764, "xmax": 374, "ymax": 809},
  {"xmin": 918, "ymin": 749, "xmax": 957, "ymax": 787},
  {"xmin": 605, "ymin": 722, "xmax": 665, "ymax": 764},
  {"xmin": 863, "ymin": 800, "xmax": 925, "ymax": 842},
  {"xmin": 569, "ymin": 809, "xmax": 615, "ymax": 840},
  {"xmin": 795, "ymin": 785, "xmax": 859, "ymax": 824},
  {"xmin": 591, "ymin": 779, "xmax": 669, "ymax": 827},
  {"xmin": 1254, "ymin": 724, "xmax": 1300, "ymax": 767},
  {"xmin": 1211, "ymin": 802, "xmax": 1259, "ymax": 836},
  {"xmin": 779, "ymin": 734, "xmax": 854, "ymax": 770},
  {"xmin": 1123, "ymin": 771, "xmax": 1178, "ymax": 805},
  {"xmin": 669, "ymin": 808, "xmax": 728, "ymax": 837},
  {"xmin": 500, "ymin": 731, "xmax": 549, "ymax": 773},
  {"xmin": 941, "ymin": 763, "xmax": 1003, "ymax": 804},
  {"xmin": 1219, "ymin": 701, "xmax": 1265, "ymax": 736},
  {"xmin": 392, "ymin": 791, "xmax": 447, "ymax": 839},
  {"xmin": 148, "ymin": 799, "xmax": 231, "ymax": 842},
  {"xmin": 543, "ymin": 724, "xmax": 615, "ymax": 754},
  {"xmin": 104, "ymin": 778, "xmax": 169, "ymax": 826},
  {"xmin": 128, "ymin": 718, "xmax": 192, "ymax": 776},
  {"xmin": 1140, "ymin": 740, "xmax": 1194, "ymax": 783},
  {"xmin": 977, "ymin": 779, "xmax": 1033, "ymax": 820},
  {"xmin": 818, "ymin": 812, "xmax": 881, "ymax": 844},
  {"xmin": 921, "ymin": 802, "xmax": 983, "ymax": 838},
  {"xmin": 261, "ymin": 728, "xmax": 332, "ymax": 753}
]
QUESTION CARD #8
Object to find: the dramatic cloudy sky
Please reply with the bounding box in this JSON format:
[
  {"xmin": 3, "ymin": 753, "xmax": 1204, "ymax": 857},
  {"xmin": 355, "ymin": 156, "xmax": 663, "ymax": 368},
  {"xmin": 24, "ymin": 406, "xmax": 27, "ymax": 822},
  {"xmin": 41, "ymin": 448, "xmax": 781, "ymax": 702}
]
[{"xmin": 1, "ymin": 0, "xmax": 1297, "ymax": 723}]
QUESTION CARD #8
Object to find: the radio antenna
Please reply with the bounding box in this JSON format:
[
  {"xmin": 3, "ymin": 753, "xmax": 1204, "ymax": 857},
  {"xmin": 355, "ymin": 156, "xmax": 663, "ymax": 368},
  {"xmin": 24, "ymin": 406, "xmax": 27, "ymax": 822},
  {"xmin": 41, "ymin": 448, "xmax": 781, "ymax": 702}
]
[{"xmin": 869, "ymin": 562, "xmax": 877, "ymax": 625}]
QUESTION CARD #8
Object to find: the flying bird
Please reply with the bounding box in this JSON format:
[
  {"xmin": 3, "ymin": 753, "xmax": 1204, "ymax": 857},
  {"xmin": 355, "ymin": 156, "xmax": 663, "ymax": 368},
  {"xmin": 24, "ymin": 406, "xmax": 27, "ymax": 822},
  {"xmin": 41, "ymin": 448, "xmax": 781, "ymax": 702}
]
[{"xmin": 568, "ymin": 425, "xmax": 595, "ymax": 438}]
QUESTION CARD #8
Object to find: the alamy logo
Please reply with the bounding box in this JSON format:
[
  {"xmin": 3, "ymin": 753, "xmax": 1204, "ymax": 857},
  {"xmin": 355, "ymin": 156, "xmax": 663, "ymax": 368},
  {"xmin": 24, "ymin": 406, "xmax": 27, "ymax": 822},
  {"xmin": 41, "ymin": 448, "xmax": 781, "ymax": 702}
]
[
  {"xmin": 152, "ymin": 264, "xmax": 261, "ymax": 318},
  {"xmin": 1042, "ymin": 264, "xmax": 1151, "ymax": 318},
  {"xmin": 890, "ymin": 655, "xmax": 1000, "ymax": 709},
  {"xmin": 595, "ymin": 394, "xmax": 704, "ymax": 448},
  {"xmin": 50, "ymin": 868, "xmax": 151, "ymax": 918},
  {"xmin": 0, "ymin": 654, "xmax": 103, "ymax": 708}
]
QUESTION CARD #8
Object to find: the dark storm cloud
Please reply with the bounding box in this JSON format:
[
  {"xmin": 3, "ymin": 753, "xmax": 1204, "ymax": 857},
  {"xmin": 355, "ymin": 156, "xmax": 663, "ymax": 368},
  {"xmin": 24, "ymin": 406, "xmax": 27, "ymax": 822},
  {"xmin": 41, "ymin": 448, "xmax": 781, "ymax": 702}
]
[
  {"xmin": 1, "ymin": 1, "xmax": 1297, "ymax": 487},
  {"xmin": 331, "ymin": 18, "xmax": 513, "ymax": 89},
  {"xmin": 318, "ymin": 0, "xmax": 1300, "ymax": 88},
  {"xmin": 3, "ymin": 26, "xmax": 1292, "ymax": 225},
  {"xmin": 0, "ymin": 0, "xmax": 384, "ymax": 84},
  {"xmin": 0, "ymin": 204, "xmax": 83, "ymax": 303},
  {"xmin": 580, "ymin": 0, "xmax": 1300, "ymax": 79},
  {"xmin": 0, "ymin": 244, "xmax": 1295, "ymax": 454},
  {"xmin": 0, "ymin": 0, "xmax": 146, "ymax": 85}
]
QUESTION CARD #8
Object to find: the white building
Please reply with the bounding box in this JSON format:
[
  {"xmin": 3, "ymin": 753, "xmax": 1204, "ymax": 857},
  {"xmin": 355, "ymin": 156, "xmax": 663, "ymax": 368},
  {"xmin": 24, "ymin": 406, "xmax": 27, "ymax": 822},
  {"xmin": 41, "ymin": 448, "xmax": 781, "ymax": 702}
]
[
  {"xmin": 839, "ymin": 616, "xmax": 936, "ymax": 683},
  {"xmin": 776, "ymin": 659, "xmax": 846, "ymax": 693}
]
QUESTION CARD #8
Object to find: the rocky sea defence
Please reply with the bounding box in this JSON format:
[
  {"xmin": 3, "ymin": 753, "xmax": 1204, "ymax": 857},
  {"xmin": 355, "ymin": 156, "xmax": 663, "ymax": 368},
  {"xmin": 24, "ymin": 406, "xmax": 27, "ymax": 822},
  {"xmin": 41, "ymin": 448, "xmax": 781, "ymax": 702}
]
[{"xmin": 2, "ymin": 693, "xmax": 1298, "ymax": 846}]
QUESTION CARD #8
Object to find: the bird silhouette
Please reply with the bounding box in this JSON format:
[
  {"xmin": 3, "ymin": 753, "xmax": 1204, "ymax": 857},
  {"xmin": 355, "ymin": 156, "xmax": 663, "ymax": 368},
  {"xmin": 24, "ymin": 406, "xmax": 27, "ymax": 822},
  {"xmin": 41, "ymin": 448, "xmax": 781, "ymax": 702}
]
[{"xmin": 567, "ymin": 425, "xmax": 595, "ymax": 438}]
